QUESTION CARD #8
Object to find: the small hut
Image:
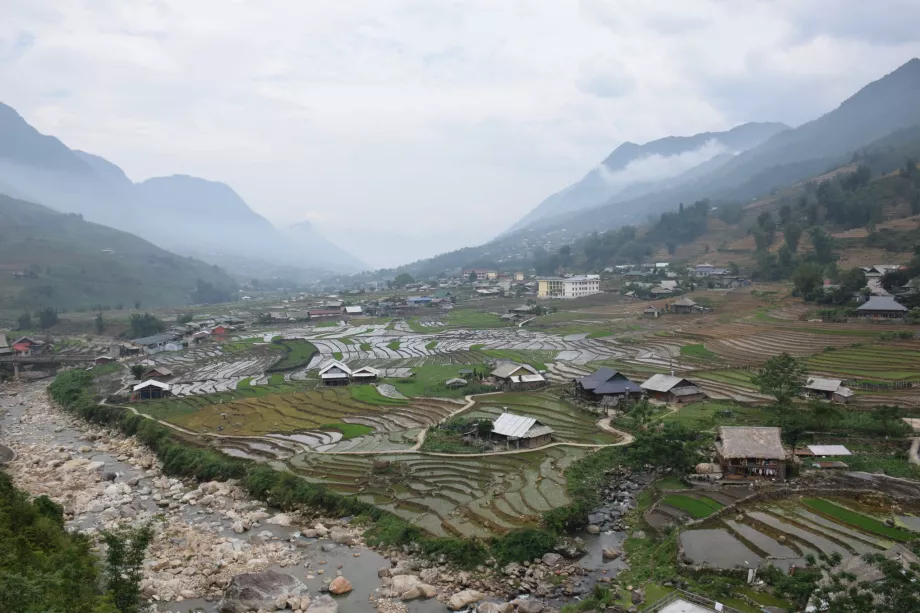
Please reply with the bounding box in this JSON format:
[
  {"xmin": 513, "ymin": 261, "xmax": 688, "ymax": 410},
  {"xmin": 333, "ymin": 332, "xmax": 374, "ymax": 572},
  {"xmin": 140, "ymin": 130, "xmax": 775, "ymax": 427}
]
[
  {"xmin": 490, "ymin": 413, "xmax": 553, "ymax": 449},
  {"xmin": 714, "ymin": 426, "xmax": 787, "ymax": 481},
  {"xmin": 319, "ymin": 360, "xmax": 351, "ymax": 386},
  {"xmin": 351, "ymin": 366, "xmax": 379, "ymax": 382},
  {"xmin": 671, "ymin": 297, "xmax": 698, "ymax": 314},
  {"xmin": 132, "ymin": 380, "xmax": 171, "ymax": 401},
  {"xmin": 640, "ymin": 374, "xmax": 706, "ymax": 404}
]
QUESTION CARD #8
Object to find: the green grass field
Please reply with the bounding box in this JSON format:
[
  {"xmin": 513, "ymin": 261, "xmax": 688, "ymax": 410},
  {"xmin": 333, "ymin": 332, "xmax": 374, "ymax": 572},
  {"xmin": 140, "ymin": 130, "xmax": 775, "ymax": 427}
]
[
  {"xmin": 658, "ymin": 401, "xmax": 769, "ymax": 431},
  {"xmin": 679, "ymin": 343, "xmax": 721, "ymax": 362},
  {"xmin": 426, "ymin": 340, "xmax": 438, "ymax": 350},
  {"xmin": 321, "ymin": 422, "xmax": 375, "ymax": 439},
  {"xmin": 391, "ymin": 363, "xmax": 491, "ymax": 398},
  {"xmin": 349, "ymin": 384, "xmax": 408, "ymax": 405},
  {"xmin": 266, "ymin": 339, "xmax": 318, "ymax": 372},
  {"xmin": 447, "ymin": 309, "xmax": 508, "ymax": 329},
  {"xmin": 315, "ymin": 321, "xmax": 339, "ymax": 328},
  {"xmin": 661, "ymin": 494, "xmax": 723, "ymax": 518},
  {"xmin": 801, "ymin": 498, "xmax": 915, "ymax": 541},
  {"xmin": 333, "ymin": 352, "xmax": 343, "ymax": 360},
  {"xmin": 387, "ymin": 340, "xmax": 401, "ymax": 351}
]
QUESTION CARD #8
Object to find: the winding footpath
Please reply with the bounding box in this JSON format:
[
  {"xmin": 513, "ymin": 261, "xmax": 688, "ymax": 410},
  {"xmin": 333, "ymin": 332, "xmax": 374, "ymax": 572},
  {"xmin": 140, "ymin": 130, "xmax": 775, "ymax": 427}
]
[{"xmin": 116, "ymin": 392, "xmax": 640, "ymax": 458}]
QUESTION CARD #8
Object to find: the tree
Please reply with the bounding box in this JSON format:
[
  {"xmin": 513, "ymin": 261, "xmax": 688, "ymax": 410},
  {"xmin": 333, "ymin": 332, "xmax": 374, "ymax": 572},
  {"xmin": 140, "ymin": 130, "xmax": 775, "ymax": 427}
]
[
  {"xmin": 625, "ymin": 423, "xmax": 702, "ymax": 474},
  {"xmin": 873, "ymin": 405, "xmax": 903, "ymax": 436},
  {"xmin": 752, "ymin": 352, "xmax": 806, "ymax": 410},
  {"xmin": 727, "ymin": 261, "xmax": 740, "ymax": 276},
  {"xmin": 476, "ymin": 420, "xmax": 493, "ymax": 438},
  {"xmin": 780, "ymin": 417, "xmax": 807, "ymax": 455},
  {"xmin": 36, "ymin": 307, "xmax": 59, "ymax": 329},
  {"xmin": 810, "ymin": 226, "xmax": 835, "ymax": 264},
  {"xmin": 792, "ymin": 262, "xmax": 824, "ymax": 297},
  {"xmin": 100, "ymin": 522, "xmax": 154, "ymax": 613},
  {"xmin": 393, "ymin": 273, "xmax": 415, "ymax": 287},
  {"xmin": 191, "ymin": 279, "xmax": 233, "ymax": 304},
  {"xmin": 177, "ymin": 312, "xmax": 194, "ymax": 324},
  {"xmin": 94, "ymin": 312, "xmax": 105, "ymax": 334},
  {"xmin": 809, "ymin": 552, "xmax": 920, "ymax": 613},
  {"xmin": 809, "ymin": 401, "xmax": 841, "ymax": 431},
  {"xmin": 468, "ymin": 271, "xmax": 477, "ymax": 283},
  {"xmin": 17, "ymin": 312, "xmax": 32, "ymax": 330},
  {"xmin": 783, "ymin": 223, "xmax": 802, "ymax": 253},
  {"xmin": 838, "ymin": 267, "xmax": 867, "ymax": 293},
  {"xmin": 130, "ymin": 365, "xmax": 145, "ymax": 380},
  {"xmin": 127, "ymin": 313, "xmax": 164, "ymax": 338}
]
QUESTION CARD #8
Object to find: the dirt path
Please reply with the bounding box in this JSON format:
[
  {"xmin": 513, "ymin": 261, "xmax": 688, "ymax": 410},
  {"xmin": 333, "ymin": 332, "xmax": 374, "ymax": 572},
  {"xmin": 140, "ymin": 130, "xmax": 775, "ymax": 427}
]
[
  {"xmin": 910, "ymin": 437, "xmax": 920, "ymax": 466},
  {"xmin": 118, "ymin": 392, "xmax": 638, "ymax": 458}
]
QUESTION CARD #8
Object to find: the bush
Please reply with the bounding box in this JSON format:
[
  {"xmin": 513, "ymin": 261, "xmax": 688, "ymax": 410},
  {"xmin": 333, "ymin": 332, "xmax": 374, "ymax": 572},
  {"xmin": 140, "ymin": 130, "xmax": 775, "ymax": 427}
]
[{"xmin": 491, "ymin": 529, "xmax": 557, "ymax": 565}]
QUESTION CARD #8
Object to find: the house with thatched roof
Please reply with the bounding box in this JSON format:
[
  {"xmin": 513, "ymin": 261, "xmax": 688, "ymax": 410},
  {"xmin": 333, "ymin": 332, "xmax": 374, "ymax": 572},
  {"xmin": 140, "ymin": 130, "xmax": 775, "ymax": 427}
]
[
  {"xmin": 714, "ymin": 426, "xmax": 787, "ymax": 480},
  {"xmin": 671, "ymin": 297, "xmax": 699, "ymax": 314}
]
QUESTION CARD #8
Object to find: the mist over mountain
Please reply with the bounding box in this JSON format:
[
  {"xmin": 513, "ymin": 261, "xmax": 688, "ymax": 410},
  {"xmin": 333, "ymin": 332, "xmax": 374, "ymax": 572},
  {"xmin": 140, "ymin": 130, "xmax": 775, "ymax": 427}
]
[
  {"xmin": 506, "ymin": 122, "xmax": 788, "ymax": 233},
  {"xmin": 0, "ymin": 103, "xmax": 367, "ymax": 275}
]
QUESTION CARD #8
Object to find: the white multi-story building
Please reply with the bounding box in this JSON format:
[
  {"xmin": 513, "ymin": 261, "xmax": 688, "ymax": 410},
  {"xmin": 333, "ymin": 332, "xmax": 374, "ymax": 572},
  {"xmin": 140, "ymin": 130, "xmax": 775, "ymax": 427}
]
[{"xmin": 537, "ymin": 275, "xmax": 601, "ymax": 299}]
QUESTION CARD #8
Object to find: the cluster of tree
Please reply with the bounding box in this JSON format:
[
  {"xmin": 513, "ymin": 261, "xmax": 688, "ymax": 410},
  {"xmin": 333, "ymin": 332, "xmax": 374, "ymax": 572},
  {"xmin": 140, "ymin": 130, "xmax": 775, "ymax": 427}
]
[
  {"xmin": 0, "ymin": 470, "xmax": 152, "ymax": 613},
  {"xmin": 191, "ymin": 278, "xmax": 234, "ymax": 305},
  {"xmin": 391, "ymin": 273, "xmax": 415, "ymax": 287},
  {"xmin": 127, "ymin": 313, "xmax": 164, "ymax": 338},
  {"xmin": 16, "ymin": 307, "xmax": 59, "ymax": 331}
]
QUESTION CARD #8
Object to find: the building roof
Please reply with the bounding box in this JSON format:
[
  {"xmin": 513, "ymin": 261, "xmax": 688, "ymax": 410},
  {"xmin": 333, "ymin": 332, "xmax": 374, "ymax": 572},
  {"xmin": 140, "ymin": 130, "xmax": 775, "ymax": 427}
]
[
  {"xmin": 445, "ymin": 378, "xmax": 467, "ymax": 387},
  {"xmin": 133, "ymin": 380, "xmax": 170, "ymax": 392},
  {"xmin": 644, "ymin": 305, "xmax": 661, "ymax": 312},
  {"xmin": 491, "ymin": 362, "xmax": 539, "ymax": 379},
  {"xmin": 492, "ymin": 413, "xmax": 553, "ymax": 439},
  {"xmin": 805, "ymin": 377, "xmax": 844, "ymax": 392},
  {"xmin": 715, "ymin": 427, "xmax": 786, "ymax": 460},
  {"xmin": 856, "ymin": 295, "xmax": 907, "ymax": 312},
  {"xmin": 319, "ymin": 360, "xmax": 351, "ymax": 377},
  {"xmin": 672, "ymin": 297, "xmax": 698, "ymax": 307},
  {"xmin": 807, "ymin": 444, "xmax": 852, "ymax": 456},
  {"xmin": 145, "ymin": 366, "xmax": 173, "ymax": 376},
  {"xmin": 132, "ymin": 334, "xmax": 173, "ymax": 346},
  {"xmin": 344, "ymin": 306, "xmax": 363, "ymax": 314},
  {"xmin": 641, "ymin": 374, "xmax": 695, "ymax": 393},
  {"xmin": 351, "ymin": 366, "xmax": 379, "ymax": 377},
  {"xmin": 0, "ymin": 334, "xmax": 8, "ymax": 349},
  {"xmin": 671, "ymin": 386, "xmax": 703, "ymax": 397},
  {"xmin": 577, "ymin": 368, "xmax": 637, "ymax": 395}
]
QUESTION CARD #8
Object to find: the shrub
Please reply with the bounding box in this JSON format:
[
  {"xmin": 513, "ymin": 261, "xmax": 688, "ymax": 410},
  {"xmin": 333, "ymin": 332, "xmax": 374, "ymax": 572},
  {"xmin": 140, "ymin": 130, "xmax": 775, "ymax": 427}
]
[{"xmin": 491, "ymin": 529, "xmax": 558, "ymax": 565}]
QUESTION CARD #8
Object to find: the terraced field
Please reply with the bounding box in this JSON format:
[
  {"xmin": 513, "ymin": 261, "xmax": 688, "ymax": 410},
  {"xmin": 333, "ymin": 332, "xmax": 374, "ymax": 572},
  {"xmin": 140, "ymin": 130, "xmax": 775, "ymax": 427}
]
[
  {"xmin": 287, "ymin": 445, "xmax": 588, "ymax": 538},
  {"xmin": 807, "ymin": 341, "xmax": 920, "ymax": 381},
  {"xmin": 678, "ymin": 495, "xmax": 920, "ymax": 571}
]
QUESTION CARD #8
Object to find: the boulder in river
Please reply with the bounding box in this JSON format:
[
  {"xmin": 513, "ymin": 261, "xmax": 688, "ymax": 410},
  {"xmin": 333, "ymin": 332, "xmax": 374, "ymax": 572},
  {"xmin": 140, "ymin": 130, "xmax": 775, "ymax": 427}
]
[
  {"xmin": 307, "ymin": 594, "xmax": 339, "ymax": 613},
  {"xmin": 218, "ymin": 570, "xmax": 309, "ymax": 613},
  {"xmin": 448, "ymin": 589, "xmax": 484, "ymax": 610},
  {"xmin": 328, "ymin": 576, "xmax": 353, "ymax": 595}
]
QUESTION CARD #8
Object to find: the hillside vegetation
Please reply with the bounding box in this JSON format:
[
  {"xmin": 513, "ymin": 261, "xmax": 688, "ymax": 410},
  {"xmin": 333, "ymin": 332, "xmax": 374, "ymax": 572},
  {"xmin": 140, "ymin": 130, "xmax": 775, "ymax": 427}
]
[{"xmin": 0, "ymin": 193, "xmax": 237, "ymax": 311}]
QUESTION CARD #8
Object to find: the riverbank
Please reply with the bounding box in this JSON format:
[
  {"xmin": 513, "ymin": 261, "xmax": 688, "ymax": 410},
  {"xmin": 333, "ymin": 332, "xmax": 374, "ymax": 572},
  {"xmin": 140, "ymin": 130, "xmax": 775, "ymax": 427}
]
[{"xmin": 0, "ymin": 378, "xmax": 649, "ymax": 613}]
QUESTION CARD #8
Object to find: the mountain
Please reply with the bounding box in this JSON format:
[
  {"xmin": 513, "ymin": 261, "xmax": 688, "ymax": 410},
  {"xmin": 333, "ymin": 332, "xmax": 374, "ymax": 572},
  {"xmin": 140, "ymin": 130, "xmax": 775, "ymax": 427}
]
[
  {"xmin": 507, "ymin": 122, "xmax": 788, "ymax": 232},
  {"xmin": 0, "ymin": 193, "xmax": 237, "ymax": 310},
  {"xmin": 280, "ymin": 220, "xmax": 370, "ymax": 272},
  {"xmin": 0, "ymin": 103, "xmax": 367, "ymax": 275},
  {"xmin": 396, "ymin": 58, "xmax": 920, "ymax": 277}
]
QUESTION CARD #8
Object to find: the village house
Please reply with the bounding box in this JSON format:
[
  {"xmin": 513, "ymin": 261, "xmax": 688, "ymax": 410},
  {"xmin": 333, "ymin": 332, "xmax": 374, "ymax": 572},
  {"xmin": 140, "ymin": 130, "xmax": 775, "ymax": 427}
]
[
  {"xmin": 649, "ymin": 285, "xmax": 673, "ymax": 299},
  {"xmin": 93, "ymin": 352, "xmax": 118, "ymax": 365},
  {"xmin": 445, "ymin": 377, "xmax": 467, "ymax": 388},
  {"xmin": 861, "ymin": 264, "xmax": 901, "ymax": 279},
  {"xmin": 407, "ymin": 296, "xmax": 433, "ymax": 306},
  {"xmin": 11, "ymin": 337, "xmax": 48, "ymax": 356},
  {"xmin": 640, "ymin": 374, "xmax": 706, "ymax": 404},
  {"xmin": 513, "ymin": 271, "xmax": 525, "ymax": 281},
  {"xmin": 671, "ymin": 297, "xmax": 699, "ymax": 314},
  {"xmin": 804, "ymin": 377, "xmax": 854, "ymax": 403},
  {"xmin": 143, "ymin": 366, "xmax": 173, "ymax": 381},
  {"xmin": 855, "ymin": 295, "xmax": 908, "ymax": 320},
  {"xmin": 308, "ymin": 308, "xmax": 342, "ymax": 319},
  {"xmin": 211, "ymin": 324, "xmax": 230, "ymax": 336},
  {"xmin": 132, "ymin": 380, "xmax": 171, "ymax": 401},
  {"xmin": 714, "ymin": 426, "xmax": 787, "ymax": 481},
  {"xmin": 350, "ymin": 366, "xmax": 379, "ymax": 382},
  {"xmin": 343, "ymin": 305, "xmax": 363, "ymax": 316},
  {"xmin": 536, "ymin": 275, "xmax": 601, "ymax": 299},
  {"xmin": 132, "ymin": 334, "xmax": 176, "ymax": 354},
  {"xmin": 488, "ymin": 413, "xmax": 554, "ymax": 449},
  {"xmin": 491, "ymin": 362, "xmax": 546, "ymax": 389},
  {"xmin": 319, "ymin": 360, "xmax": 351, "ymax": 386},
  {"xmin": 642, "ymin": 305, "xmax": 661, "ymax": 318},
  {"xmin": 575, "ymin": 367, "xmax": 642, "ymax": 404}
]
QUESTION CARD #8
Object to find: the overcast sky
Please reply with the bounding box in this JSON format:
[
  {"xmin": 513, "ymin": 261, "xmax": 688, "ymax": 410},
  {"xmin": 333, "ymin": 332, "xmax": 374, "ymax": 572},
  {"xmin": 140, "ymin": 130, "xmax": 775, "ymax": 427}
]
[{"xmin": 3, "ymin": 1, "xmax": 920, "ymax": 268}]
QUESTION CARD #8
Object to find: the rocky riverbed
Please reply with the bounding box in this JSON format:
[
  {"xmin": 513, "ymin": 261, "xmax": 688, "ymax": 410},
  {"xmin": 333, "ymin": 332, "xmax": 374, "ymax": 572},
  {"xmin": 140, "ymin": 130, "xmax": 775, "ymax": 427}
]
[{"xmin": 0, "ymin": 380, "xmax": 650, "ymax": 613}]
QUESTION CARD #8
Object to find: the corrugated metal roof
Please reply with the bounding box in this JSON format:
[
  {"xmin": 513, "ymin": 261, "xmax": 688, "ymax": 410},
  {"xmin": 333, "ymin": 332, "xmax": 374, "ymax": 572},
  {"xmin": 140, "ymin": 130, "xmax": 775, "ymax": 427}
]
[
  {"xmin": 351, "ymin": 366, "xmax": 379, "ymax": 377},
  {"xmin": 805, "ymin": 377, "xmax": 844, "ymax": 392},
  {"xmin": 808, "ymin": 445, "xmax": 852, "ymax": 456},
  {"xmin": 319, "ymin": 360, "xmax": 351, "ymax": 376},
  {"xmin": 641, "ymin": 374, "xmax": 689, "ymax": 392},
  {"xmin": 492, "ymin": 363, "xmax": 538, "ymax": 378},
  {"xmin": 519, "ymin": 374, "xmax": 545, "ymax": 383},
  {"xmin": 133, "ymin": 380, "xmax": 170, "ymax": 391},
  {"xmin": 856, "ymin": 296, "xmax": 907, "ymax": 311},
  {"xmin": 492, "ymin": 413, "xmax": 537, "ymax": 438}
]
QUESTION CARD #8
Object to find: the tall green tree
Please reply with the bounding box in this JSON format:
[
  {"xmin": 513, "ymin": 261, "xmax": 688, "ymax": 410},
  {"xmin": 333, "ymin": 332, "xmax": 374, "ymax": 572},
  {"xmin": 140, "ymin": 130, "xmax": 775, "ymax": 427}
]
[
  {"xmin": 810, "ymin": 227, "xmax": 835, "ymax": 264},
  {"xmin": 393, "ymin": 273, "xmax": 415, "ymax": 287},
  {"xmin": 127, "ymin": 313, "xmax": 164, "ymax": 338},
  {"xmin": 36, "ymin": 307, "xmax": 59, "ymax": 329},
  {"xmin": 783, "ymin": 223, "xmax": 802, "ymax": 253},
  {"xmin": 752, "ymin": 352, "xmax": 806, "ymax": 410},
  {"xmin": 625, "ymin": 423, "xmax": 702, "ymax": 473},
  {"xmin": 94, "ymin": 313, "xmax": 105, "ymax": 334},
  {"xmin": 792, "ymin": 262, "xmax": 824, "ymax": 296},
  {"xmin": 17, "ymin": 312, "xmax": 32, "ymax": 330},
  {"xmin": 100, "ymin": 523, "xmax": 154, "ymax": 613}
]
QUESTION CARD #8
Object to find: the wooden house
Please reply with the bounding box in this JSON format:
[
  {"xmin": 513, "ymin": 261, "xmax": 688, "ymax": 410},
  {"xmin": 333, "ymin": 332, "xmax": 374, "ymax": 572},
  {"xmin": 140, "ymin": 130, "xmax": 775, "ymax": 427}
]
[
  {"xmin": 491, "ymin": 362, "xmax": 545, "ymax": 389},
  {"xmin": 671, "ymin": 297, "xmax": 698, "ymax": 314},
  {"xmin": 351, "ymin": 366, "xmax": 379, "ymax": 382},
  {"xmin": 640, "ymin": 374, "xmax": 706, "ymax": 403},
  {"xmin": 714, "ymin": 426, "xmax": 787, "ymax": 481},
  {"xmin": 804, "ymin": 377, "xmax": 854, "ymax": 404},
  {"xmin": 132, "ymin": 380, "xmax": 171, "ymax": 401},
  {"xmin": 575, "ymin": 367, "xmax": 641, "ymax": 403},
  {"xmin": 489, "ymin": 413, "xmax": 553, "ymax": 449},
  {"xmin": 143, "ymin": 366, "xmax": 173, "ymax": 381},
  {"xmin": 856, "ymin": 296, "xmax": 908, "ymax": 320},
  {"xmin": 319, "ymin": 360, "xmax": 351, "ymax": 386}
]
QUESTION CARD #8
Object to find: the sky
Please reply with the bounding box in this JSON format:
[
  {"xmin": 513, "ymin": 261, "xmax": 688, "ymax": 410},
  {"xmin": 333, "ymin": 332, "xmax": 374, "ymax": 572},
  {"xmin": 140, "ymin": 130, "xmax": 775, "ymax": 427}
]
[{"xmin": 3, "ymin": 1, "xmax": 920, "ymax": 269}]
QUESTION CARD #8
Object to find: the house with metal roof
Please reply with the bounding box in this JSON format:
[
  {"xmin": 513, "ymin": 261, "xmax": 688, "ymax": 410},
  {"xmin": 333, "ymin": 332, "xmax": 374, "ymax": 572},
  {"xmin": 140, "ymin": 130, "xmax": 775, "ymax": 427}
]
[
  {"xmin": 319, "ymin": 360, "xmax": 351, "ymax": 386},
  {"xmin": 343, "ymin": 305, "xmax": 363, "ymax": 315},
  {"xmin": 490, "ymin": 363, "xmax": 546, "ymax": 388},
  {"xmin": 350, "ymin": 366, "xmax": 379, "ymax": 381},
  {"xmin": 143, "ymin": 366, "xmax": 173, "ymax": 380},
  {"xmin": 640, "ymin": 374, "xmax": 706, "ymax": 404},
  {"xmin": 132, "ymin": 380, "xmax": 171, "ymax": 401},
  {"xmin": 714, "ymin": 426, "xmax": 787, "ymax": 481},
  {"xmin": 490, "ymin": 413, "xmax": 553, "ymax": 449},
  {"xmin": 804, "ymin": 377, "xmax": 854, "ymax": 403},
  {"xmin": 575, "ymin": 367, "xmax": 641, "ymax": 403},
  {"xmin": 856, "ymin": 295, "xmax": 908, "ymax": 319}
]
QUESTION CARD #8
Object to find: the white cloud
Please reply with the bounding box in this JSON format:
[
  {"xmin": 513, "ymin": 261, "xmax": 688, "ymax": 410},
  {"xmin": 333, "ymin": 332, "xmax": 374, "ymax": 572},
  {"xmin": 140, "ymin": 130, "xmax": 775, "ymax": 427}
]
[
  {"xmin": 2, "ymin": 1, "xmax": 920, "ymax": 267},
  {"xmin": 596, "ymin": 139, "xmax": 730, "ymax": 188}
]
